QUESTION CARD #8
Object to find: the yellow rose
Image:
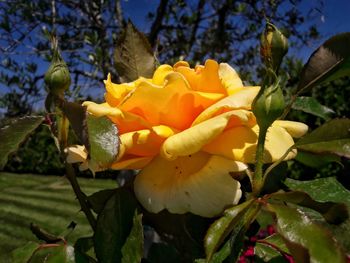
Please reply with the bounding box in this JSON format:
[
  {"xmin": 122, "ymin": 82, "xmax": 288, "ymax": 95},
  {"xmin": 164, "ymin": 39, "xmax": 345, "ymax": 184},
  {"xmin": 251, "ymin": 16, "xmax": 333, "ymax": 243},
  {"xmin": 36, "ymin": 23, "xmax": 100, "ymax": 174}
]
[{"xmin": 67, "ymin": 59, "xmax": 308, "ymax": 217}]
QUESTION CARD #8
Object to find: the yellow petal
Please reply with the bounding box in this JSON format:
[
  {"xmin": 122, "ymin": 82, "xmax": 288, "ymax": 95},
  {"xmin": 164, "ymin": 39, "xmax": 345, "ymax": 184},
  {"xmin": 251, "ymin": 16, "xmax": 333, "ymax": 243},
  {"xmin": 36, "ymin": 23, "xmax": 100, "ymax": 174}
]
[
  {"xmin": 83, "ymin": 101, "xmax": 152, "ymax": 134},
  {"xmin": 273, "ymin": 120, "xmax": 308, "ymax": 138},
  {"xmin": 219, "ymin": 63, "xmax": 244, "ymax": 95},
  {"xmin": 203, "ymin": 124, "xmax": 297, "ymax": 163},
  {"xmin": 120, "ymin": 126, "xmax": 176, "ymax": 157},
  {"xmin": 83, "ymin": 101, "xmax": 123, "ymax": 117},
  {"xmin": 65, "ymin": 145, "xmax": 88, "ymax": 163},
  {"xmin": 134, "ymin": 152, "xmax": 245, "ymax": 217},
  {"xmin": 104, "ymin": 73, "xmax": 136, "ymax": 106},
  {"xmin": 120, "ymin": 72, "xmax": 219, "ymax": 130},
  {"xmin": 161, "ymin": 110, "xmax": 255, "ymax": 160},
  {"xmin": 152, "ymin": 64, "xmax": 174, "ymax": 85},
  {"xmin": 192, "ymin": 86, "xmax": 260, "ymax": 126},
  {"xmin": 173, "ymin": 61, "xmax": 190, "ymax": 68},
  {"xmin": 174, "ymin": 59, "xmax": 227, "ymax": 94},
  {"xmin": 111, "ymin": 156, "xmax": 153, "ymax": 170}
]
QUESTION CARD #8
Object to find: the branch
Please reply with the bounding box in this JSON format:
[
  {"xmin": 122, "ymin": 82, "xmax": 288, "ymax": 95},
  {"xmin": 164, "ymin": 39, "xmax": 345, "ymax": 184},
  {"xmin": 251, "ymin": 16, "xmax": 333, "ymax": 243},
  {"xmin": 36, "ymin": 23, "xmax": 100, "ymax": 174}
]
[
  {"xmin": 148, "ymin": 0, "xmax": 169, "ymax": 48},
  {"xmin": 187, "ymin": 0, "xmax": 206, "ymax": 55}
]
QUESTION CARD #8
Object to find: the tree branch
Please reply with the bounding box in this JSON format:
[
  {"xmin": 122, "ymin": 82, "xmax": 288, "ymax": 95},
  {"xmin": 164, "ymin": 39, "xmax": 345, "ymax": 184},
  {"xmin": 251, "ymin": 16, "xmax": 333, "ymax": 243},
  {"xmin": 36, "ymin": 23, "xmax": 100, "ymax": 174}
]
[{"xmin": 148, "ymin": 0, "xmax": 169, "ymax": 48}]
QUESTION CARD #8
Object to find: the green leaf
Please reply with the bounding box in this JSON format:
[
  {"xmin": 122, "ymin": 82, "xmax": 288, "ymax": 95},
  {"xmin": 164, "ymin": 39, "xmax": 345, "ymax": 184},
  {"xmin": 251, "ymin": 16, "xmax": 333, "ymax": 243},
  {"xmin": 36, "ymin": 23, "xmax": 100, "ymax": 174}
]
[
  {"xmin": 121, "ymin": 212, "xmax": 143, "ymax": 263},
  {"xmin": 285, "ymin": 177, "xmax": 350, "ymax": 207},
  {"xmin": 12, "ymin": 242, "xmax": 39, "ymax": 263},
  {"xmin": 46, "ymin": 245, "xmax": 75, "ymax": 263},
  {"xmin": 74, "ymin": 237, "xmax": 96, "ymax": 263},
  {"xmin": 255, "ymin": 234, "xmax": 290, "ymax": 261},
  {"xmin": 269, "ymin": 190, "xmax": 348, "ymax": 224},
  {"xmin": 0, "ymin": 116, "xmax": 44, "ymax": 169},
  {"xmin": 114, "ymin": 20, "xmax": 156, "ymax": 82},
  {"xmin": 266, "ymin": 203, "xmax": 347, "ymax": 263},
  {"xmin": 204, "ymin": 199, "xmax": 255, "ymax": 261},
  {"xmin": 61, "ymin": 101, "xmax": 120, "ymax": 170},
  {"xmin": 87, "ymin": 189, "xmax": 116, "ymax": 214},
  {"xmin": 298, "ymin": 33, "xmax": 350, "ymax": 94},
  {"xmin": 296, "ymin": 118, "xmax": 350, "ymax": 158},
  {"xmin": 61, "ymin": 101, "xmax": 87, "ymax": 146},
  {"xmin": 292, "ymin": 96, "xmax": 334, "ymax": 120},
  {"xmin": 295, "ymin": 151, "xmax": 341, "ymax": 169},
  {"xmin": 28, "ymin": 245, "xmax": 74, "ymax": 263},
  {"xmin": 93, "ymin": 188, "xmax": 138, "ymax": 263},
  {"xmin": 286, "ymin": 177, "xmax": 350, "ymax": 254},
  {"xmin": 86, "ymin": 114, "xmax": 119, "ymax": 170}
]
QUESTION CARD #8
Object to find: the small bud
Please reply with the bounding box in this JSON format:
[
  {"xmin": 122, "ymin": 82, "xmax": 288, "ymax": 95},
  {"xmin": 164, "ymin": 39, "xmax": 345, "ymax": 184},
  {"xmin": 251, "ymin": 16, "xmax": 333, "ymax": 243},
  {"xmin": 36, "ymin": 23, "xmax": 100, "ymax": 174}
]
[
  {"xmin": 44, "ymin": 48, "xmax": 71, "ymax": 97},
  {"xmin": 252, "ymin": 72, "xmax": 285, "ymax": 129},
  {"xmin": 260, "ymin": 22, "xmax": 288, "ymax": 72}
]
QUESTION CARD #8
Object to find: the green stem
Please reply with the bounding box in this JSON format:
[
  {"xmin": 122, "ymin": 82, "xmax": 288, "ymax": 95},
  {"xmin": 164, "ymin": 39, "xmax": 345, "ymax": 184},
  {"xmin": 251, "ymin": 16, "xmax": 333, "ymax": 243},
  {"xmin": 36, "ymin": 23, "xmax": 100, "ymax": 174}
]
[
  {"xmin": 253, "ymin": 126, "xmax": 268, "ymax": 196},
  {"xmin": 57, "ymin": 114, "xmax": 97, "ymax": 231},
  {"xmin": 65, "ymin": 163, "xmax": 97, "ymax": 231}
]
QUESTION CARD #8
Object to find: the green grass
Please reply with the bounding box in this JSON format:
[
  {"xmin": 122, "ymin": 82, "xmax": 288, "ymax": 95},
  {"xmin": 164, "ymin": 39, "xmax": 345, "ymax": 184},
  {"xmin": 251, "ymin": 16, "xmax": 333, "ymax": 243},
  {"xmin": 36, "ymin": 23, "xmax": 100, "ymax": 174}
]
[{"xmin": 0, "ymin": 172, "xmax": 117, "ymax": 262}]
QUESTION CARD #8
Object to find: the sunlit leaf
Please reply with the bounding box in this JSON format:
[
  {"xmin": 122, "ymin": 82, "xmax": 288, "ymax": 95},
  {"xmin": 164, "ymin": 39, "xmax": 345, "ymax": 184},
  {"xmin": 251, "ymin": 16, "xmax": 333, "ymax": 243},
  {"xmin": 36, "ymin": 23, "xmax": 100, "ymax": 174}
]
[
  {"xmin": 94, "ymin": 188, "xmax": 138, "ymax": 263},
  {"xmin": 12, "ymin": 242, "xmax": 39, "ymax": 263},
  {"xmin": 204, "ymin": 199, "xmax": 255, "ymax": 261},
  {"xmin": 286, "ymin": 177, "xmax": 350, "ymax": 253},
  {"xmin": 298, "ymin": 33, "xmax": 350, "ymax": 94},
  {"xmin": 61, "ymin": 101, "xmax": 120, "ymax": 170},
  {"xmin": 0, "ymin": 116, "xmax": 44, "ymax": 169},
  {"xmin": 266, "ymin": 203, "xmax": 347, "ymax": 263},
  {"xmin": 114, "ymin": 21, "xmax": 156, "ymax": 82},
  {"xmin": 269, "ymin": 190, "xmax": 348, "ymax": 224},
  {"xmin": 292, "ymin": 96, "xmax": 334, "ymax": 120},
  {"xmin": 121, "ymin": 212, "xmax": 143, "ymax": 263},
  {"xmin": 296, "ymin": 118, "xmax": 350, "ymax": 158},
  {"xmin": 86, "ymin": 114, "xmax": 119, "ymax": 170}
]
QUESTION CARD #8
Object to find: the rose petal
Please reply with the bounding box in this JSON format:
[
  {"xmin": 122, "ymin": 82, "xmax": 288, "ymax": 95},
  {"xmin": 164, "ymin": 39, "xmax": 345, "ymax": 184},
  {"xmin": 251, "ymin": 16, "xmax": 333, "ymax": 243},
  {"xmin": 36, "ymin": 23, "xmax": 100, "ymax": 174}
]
[
  {"xmin": 161, "ymin": 110, "xmax": 255, "ymax": 160},
  {"xmin": 83, "ymin": 101, "xmax": 152, "ymax": 134},
  {"xmin": 120, "ymin": 72, "xmax": 220, "ymax": 130},
  {"xmin": 119, "ymin": 125, "xmax": 176, "ymax": 157},
  {"xmin": 134, "ymin": 152, "xmax": 245, "ymax": 217},
  {"xmin": 174, "ymin": 59, "xmax": 227, "ymax": 94},
  {"xmin": 152, "ymin": 64, "xmax": 174, "ymax": 85},
  {"xmin": 104, "ymin": 73, "xmax": 137, "ymax": 106},
  {"xmin": 203, "ymin": 124, "xmax": 297, "ymax": 163},
  {"xmin": 219, "ymin": 63, "xmax": 244, "ymax": 95},
  {"xmin": 111, "ymin": 156, "xmax": 153, "ymax": 170},
  {"xmin": 192, "ymin": 86, "xmax": 260, "ymax": 126},
  {"xmin": 65, "ymin": 145, "xmax": 88, "ymax": 163},
  {"xmin": 273, "ymin": 120, "xmax": 308, "ymax": 138}
]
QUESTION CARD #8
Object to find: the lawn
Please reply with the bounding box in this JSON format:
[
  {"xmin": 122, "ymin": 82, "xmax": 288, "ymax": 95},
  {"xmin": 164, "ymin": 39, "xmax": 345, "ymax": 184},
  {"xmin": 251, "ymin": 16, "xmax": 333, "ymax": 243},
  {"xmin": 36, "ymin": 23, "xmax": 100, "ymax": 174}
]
[{"xmin": 0, "ymin": 172, "xmax": 117, "ymax": 262}]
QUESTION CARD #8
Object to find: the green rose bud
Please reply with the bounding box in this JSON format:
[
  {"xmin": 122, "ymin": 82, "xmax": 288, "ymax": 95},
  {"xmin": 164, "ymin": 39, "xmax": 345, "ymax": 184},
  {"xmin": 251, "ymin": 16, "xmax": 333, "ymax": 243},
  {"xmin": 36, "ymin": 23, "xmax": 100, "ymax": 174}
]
[
  {"xmin": 44, "ymin": 48, "xmax": 71, "ymax": 97},
  {"xmin": 252, "ymin": 72, "xmax": 285, "ymax": 130},
  {"xmin": 260, "ymin": 22, "xmax": 288, "ymax": 72}
]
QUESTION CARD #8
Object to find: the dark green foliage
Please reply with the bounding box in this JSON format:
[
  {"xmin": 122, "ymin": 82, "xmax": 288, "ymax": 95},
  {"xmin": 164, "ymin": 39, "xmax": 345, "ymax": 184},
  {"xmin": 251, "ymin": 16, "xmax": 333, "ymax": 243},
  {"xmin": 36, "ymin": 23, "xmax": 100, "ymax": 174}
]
[
  {"xmin": 5, "ymin": 124, "xmax": 63, "ymax": 174},
  {"xmin": 93, "ymin": 188, "xmax": 139, "ymax": 263}
]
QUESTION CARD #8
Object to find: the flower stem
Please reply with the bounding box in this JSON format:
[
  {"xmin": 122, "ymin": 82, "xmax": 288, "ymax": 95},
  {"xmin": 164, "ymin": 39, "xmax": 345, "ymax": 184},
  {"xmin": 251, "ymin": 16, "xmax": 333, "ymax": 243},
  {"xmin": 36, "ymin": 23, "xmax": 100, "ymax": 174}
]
[
  {"xmin": 65, "ymin": 163, "xmax": 97, "ymax": 231},
  {"xmin": 56, "ymin": 114, "xmax": 97, "ymax": 231},
  {"xmin": 252, "ymin": 126, "xmax": 268, "ymax": 196}
]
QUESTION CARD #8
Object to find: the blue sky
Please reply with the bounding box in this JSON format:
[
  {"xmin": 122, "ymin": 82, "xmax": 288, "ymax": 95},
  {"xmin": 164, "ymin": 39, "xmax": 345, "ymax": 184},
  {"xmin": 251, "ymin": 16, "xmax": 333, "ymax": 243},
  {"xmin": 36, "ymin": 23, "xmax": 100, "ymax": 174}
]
[
  {"xmin": 121, "ymin": 0, "xmax": 350, "ymax": 62},
  {"xmin": 1, "ymin": 0, "xmax": 349, "ymax": 112}
]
